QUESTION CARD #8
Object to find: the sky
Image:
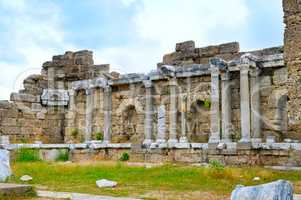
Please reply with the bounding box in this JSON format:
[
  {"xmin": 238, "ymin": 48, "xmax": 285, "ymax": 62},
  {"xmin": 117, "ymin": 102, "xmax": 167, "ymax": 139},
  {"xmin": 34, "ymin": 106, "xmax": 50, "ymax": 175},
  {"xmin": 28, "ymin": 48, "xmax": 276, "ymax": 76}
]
[{"xmin": 0, "ymin": 0, "xmax": 284, "ymax": 100}]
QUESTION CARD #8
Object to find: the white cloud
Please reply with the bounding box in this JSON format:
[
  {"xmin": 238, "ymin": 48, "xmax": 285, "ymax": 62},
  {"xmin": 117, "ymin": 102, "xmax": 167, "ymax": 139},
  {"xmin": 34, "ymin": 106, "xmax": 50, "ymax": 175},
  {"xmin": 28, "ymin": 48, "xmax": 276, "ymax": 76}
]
[
  {"xmin": 0, "ymin": 0, "xmax": 75, "ymax": 100},
  {"xmin": 94, "ymin": 0, "xmax": 249, "ymax": 74}
]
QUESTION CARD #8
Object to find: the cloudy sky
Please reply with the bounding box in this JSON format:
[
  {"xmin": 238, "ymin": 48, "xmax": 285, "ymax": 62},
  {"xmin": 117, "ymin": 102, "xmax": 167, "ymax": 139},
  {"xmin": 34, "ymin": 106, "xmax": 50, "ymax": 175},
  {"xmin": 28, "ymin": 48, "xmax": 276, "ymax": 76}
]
[{"xmin": 0, "ymin": 0, "xmax": 283, "ymax": 100}]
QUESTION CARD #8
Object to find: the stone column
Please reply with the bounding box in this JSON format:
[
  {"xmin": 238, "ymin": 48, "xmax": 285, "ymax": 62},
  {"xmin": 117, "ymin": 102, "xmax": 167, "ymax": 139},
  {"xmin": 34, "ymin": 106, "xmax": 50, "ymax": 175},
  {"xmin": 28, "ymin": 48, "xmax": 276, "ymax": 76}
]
[
  {"xmin": 239, "ymin": 64, "xmax": 251, "ymax": 143},
  {"xmin": 85, "ymin": 88, "xmax": 93, "ymax": 142},
  {"xmin": 209, "ymin": 63, "xmax": 221, "ymax": 143},
  {"xmin": 143, "ymin": 80, "xmax": 153, "ymax": 145},
  {"xmin": 103, "ymin": 85, "xmax": 112, "ymax": 143},
  {"xmin": 180, "ymin": 94, "xmax": 188, "ymax": 143},
  {"xmin": 156, "ymin": 105, "xmax": 166, "ymax": 143},
  {"xmin": 69, "ymin": 90, "xmax": 76, "ymax": 127},
  {"xmin": 250, "ymin": 68, "xmax": 262, "ymax": 142},
  {"xmin": 221, "ymin": 71, "xmax": 232, "ymax": 142},
  {"xmin": 168, "ymin": 77, "xmax": 178, "ymax": 144}
]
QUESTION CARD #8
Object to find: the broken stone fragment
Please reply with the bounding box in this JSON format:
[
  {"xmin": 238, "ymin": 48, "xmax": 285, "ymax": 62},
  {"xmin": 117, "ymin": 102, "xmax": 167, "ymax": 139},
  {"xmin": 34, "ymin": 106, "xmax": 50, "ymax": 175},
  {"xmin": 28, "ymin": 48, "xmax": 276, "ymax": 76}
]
[
  {"xmin": 231, "ymin": 180, "xmax": 293, "ymax": 200},
  {"xmin": 20, "ymin": 175, "xmax": 33, "ymax": 182},
  {"xmin": 96, "ymin": 179, "xmax": 117, "ymax": 188}
]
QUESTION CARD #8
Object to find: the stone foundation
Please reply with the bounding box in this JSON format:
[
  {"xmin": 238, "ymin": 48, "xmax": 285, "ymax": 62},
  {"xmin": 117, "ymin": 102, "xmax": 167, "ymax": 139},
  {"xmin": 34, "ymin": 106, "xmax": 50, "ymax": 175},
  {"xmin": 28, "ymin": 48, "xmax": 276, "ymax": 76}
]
[{"xmin": 4, "ymin": 143, "xmax": 301, "ymax": 166}]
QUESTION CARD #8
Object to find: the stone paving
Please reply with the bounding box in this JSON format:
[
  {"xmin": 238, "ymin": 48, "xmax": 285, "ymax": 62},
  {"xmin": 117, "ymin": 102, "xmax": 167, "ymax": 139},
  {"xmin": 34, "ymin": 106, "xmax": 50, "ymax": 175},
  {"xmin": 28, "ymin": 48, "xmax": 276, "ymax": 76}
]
[{"xmin": 37, "ymin": 190, "xmax": 141, "ymax": 200}]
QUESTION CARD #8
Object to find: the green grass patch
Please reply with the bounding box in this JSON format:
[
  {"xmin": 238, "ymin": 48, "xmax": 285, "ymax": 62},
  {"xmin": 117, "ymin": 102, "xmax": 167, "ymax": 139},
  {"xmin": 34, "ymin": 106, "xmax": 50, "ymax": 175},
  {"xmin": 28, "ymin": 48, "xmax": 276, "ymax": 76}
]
[
  {"xmin": 10, "ymin": 162, "xmax": 301, "ymax": 199},
  {"xmin": 55, "ymin": 150, "xmax": 69, "ymax": 162},
  {"xmin": 15, "ymin": 148, "xmax": 41, "ymax": 162}
]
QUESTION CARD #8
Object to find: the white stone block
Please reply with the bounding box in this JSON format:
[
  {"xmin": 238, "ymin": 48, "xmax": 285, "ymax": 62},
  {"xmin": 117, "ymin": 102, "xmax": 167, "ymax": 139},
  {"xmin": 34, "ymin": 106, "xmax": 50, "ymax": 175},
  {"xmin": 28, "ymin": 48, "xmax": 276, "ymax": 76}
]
[
  {"xmin": 96, "ymin": 179, "xmax": 117, "ymax": 188},
  {"xmin": 0, "ymin": 150, "xmax": 11, "ymax": 182}
]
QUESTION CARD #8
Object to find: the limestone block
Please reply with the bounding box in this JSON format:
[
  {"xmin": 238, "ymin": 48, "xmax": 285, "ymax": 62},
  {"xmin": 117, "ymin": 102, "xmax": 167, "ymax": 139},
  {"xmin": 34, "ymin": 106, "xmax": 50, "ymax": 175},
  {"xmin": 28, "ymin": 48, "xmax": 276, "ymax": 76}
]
[
  {"xmin": 231, "ymin": 180, "xmax": 293, "ymax": 200},
  {"xmin": 41, "ymin": 89, "xmax": 69, "ymax": 106},
  {"xmin": 175, "ymin": 40, "xmax": 195, "ymax": 52},
  {"xmin": 0, "ymin": 150, "xmax": 11, "ymax": 182},
  {"xmin": 219, "ymin": 42, "xmax": 240, "ymax": 54},
  {"xmin": 273, "ymin": 68, "xmax": 288, "ymax": 85},
  {"xmin": 96, "ymin": 179, "xmax": 117, "ymax": 188},
  {"xmin": 10, "ymin": 93, "xmax": 39, "ymax": 103},
  {"xmin": 260, "ymin": 76, "xmax": 272, "ymax": 87}
]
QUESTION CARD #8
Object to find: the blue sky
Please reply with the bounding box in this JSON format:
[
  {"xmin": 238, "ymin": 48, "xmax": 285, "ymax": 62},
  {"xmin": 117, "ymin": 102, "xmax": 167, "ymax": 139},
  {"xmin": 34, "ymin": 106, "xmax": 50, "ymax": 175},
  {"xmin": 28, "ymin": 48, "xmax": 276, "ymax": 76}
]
[{"xmin": 0, "ymin": 0, "xmax": 283, "ymax": 100}]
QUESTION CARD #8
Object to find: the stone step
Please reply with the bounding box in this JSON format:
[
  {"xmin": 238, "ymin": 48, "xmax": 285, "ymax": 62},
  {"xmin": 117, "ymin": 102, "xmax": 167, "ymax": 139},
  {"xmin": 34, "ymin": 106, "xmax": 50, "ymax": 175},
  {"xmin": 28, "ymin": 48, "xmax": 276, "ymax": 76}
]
[{"xmin": 0, "ymin": 183, "xmax": 35, "ymax": 198}]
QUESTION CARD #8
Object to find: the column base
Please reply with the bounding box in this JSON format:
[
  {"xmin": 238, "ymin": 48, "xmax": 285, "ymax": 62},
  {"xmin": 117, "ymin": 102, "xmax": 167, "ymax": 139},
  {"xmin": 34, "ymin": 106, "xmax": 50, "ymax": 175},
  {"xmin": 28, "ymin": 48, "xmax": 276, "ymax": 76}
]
[
  {"xmin": 221, "ymin": 138, "xmax": 232, "ymax": 143},
  {"xmin": 179, "ymin": 136, "xmax": 188, "ymax": 143},
  {"xmin": 143, "ymin": 139, "xmax": 153, "ymax": 146},
  {"xmin": 156, "ymin": 139, "xmax": 166, "ymax": 144},
  {"xmin": 208, "ymin": 136, "xmax": 220, "ymax": 144},
  {"xmin": 238, "ymin": 139, "xmax": 252, "ymax": 149},
  {"xmin": 167, "ymin": 139, "xmax": 178, "ymax": 147},
  {"xmin": 251, "ymin": 138, "xmax": 262, "ymax": 143}
]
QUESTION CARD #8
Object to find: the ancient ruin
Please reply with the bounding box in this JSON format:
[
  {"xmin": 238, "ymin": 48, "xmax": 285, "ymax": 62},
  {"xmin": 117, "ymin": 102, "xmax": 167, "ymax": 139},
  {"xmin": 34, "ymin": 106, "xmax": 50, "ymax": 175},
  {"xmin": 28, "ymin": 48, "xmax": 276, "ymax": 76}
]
[{"xmin": 0, "ymin": 0, "xmax": 300, "ymax": 166}]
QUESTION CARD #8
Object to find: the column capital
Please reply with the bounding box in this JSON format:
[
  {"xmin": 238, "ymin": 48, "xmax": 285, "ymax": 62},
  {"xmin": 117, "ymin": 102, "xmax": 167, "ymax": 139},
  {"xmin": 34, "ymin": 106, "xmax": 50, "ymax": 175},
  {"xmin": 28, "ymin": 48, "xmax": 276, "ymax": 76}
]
[
  {"xmin": 240, "ymin": 53, "xmax": 257, "ymax": 67},
  {"xmin": 221, "ymin": 71, "xmax": 231, "ymax": 81},
  {"xmin": 104, "ymin": 85, "xmax": 112, "ymax": 93},
  {"xmin": 240, "ymin": 64, "xmax": 250, "ymax": 74},
  {"xmin": 143, "ymin": 79, "xmax": 152, "ymax": 88},
  {"xmin": 169, "ymin": 77, "xmax": 178, "ymax": 86},
  {"xmin": 69, "ymin": 89, "xmax": 76, "ymax": 96},
  {"xmin": 85, "ymin": 88, "xmax": 93, "ymax": 95},
  {"xmin": 249, "ymin": 67, "xmax": 262, "ymax": 77}
]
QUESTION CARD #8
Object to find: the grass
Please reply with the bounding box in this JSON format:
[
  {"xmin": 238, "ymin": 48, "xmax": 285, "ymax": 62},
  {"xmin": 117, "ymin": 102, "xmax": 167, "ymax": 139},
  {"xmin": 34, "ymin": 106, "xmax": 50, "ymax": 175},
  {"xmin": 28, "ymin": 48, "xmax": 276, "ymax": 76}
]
[
  {"xmin": 15, "ymin": 148, "xmax": 41, "ymax": 162},
  {"xmin": 9, "ymin": 161, "xmax": 301, "ymax": 200}
]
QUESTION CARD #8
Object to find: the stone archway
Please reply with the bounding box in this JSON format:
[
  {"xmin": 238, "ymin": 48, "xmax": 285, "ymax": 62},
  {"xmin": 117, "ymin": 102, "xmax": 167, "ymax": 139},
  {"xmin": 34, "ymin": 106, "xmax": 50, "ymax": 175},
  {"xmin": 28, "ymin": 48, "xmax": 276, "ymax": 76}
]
[{"xmin": 187, "ymin": 100, "xmax": 210, "ymax": 142}]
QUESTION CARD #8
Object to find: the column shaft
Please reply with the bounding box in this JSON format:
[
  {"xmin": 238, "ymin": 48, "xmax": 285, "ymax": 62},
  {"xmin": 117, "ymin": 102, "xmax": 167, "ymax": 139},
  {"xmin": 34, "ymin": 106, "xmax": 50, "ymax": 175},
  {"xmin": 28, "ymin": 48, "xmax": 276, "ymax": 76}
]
[
  {"xmin": 143, "ymin": 80, "xmax": 153, "ymax": 145},
  {"xmin": 180, "ymin": 95, "xmax": 188, "ymax": 143},
  {"xmin": 168, "ymin": 78, "xmax": 178, "ymax": 144},
  {"xmin": 103, "ymin": 86, "xmax": 112, "ymax": 143},
  {"xmin": 85, "ymin": 88, "xmax": 93, "ymax": 142},
  {"xmin": 221, "ymin": 71, "xmax": 232, "ymax": 142},
  {"xmin": 69, "ymin": 90, "xmax": 76, "ymax": 127},
  {"xmin": 239, "ymin": 65, "xmax": 251, "ymax": 143},
  {"xmin": 250, "ymin": 69, "xmax": 261, "ymax": 141},
  {"xmin": 209, "ymin": 66, "xmax": 221, "ymax": 143}
]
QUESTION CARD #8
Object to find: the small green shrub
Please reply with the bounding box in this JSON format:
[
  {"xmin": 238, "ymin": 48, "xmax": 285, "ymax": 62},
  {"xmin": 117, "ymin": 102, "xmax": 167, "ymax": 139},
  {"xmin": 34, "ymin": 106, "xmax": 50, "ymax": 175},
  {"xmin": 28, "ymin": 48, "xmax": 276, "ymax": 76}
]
[
  {"xmin": 56, "ymin": 150, "xmax": 69, "ymax": 162},
  {"xmin": 119, "ymin": 152, "xmax": 129, "ymax": 161},
  {"xmin": 71, "ymin": 128, "xmax": 79, "ymax": 138},
  {"xmin": 95, "ymin": 132, "xmax": 103, "ymax": 141},
  {"xmin": 204, "ymin": 99, "xmax": 211, "ymax": 108},
  {"xmin": 16, "ymin": 148, "xmax": 41, "ymax": 162},
  {"xmin": 209, "ymin": 160, "xmax": 225, "ymax": 171}
]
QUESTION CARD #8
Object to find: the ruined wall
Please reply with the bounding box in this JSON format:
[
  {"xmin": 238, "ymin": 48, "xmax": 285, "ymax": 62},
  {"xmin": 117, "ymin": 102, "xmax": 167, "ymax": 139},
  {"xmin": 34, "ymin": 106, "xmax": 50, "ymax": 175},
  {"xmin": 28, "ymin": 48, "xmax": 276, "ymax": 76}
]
[
  {"xmin": 0, "ymin": 51, "xmax": 109, "ymax": 143},
  {"xmin": 283, "ymin": 0, "xmax": 301, "ymax": 139},
  {"xmin": 159, "ymin": 41, "xmax": 240, "ymax": 67}
]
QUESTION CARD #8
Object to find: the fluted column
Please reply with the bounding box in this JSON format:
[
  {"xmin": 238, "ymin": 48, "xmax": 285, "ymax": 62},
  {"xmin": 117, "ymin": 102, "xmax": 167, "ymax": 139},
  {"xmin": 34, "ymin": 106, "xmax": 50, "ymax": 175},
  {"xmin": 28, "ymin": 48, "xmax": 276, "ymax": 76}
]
[
  {"xmin": 168, "ymin": 77, "xmax": 178, "ymax": 144},
  {"xmin": 156, "ymin": 105, "xmax": 166, "ymax": 143},
  {"xmin": 69, "ymin": 89, "xmax": 76, "ymax": 127},
  {"xmin": 85, "ymin": 88, "xmax": 93, "ymax": 142},
  {"xmin": 250, "ymin": 68, "xmax": 262, "ymax": 142},
  {"xmin": 143, "ymin": 80, "xmax": 153, "ymax": 145},
  {"xmin": 180, "ymin": 94, "xmax": 188, "ymax": 143},
  {"xmin": 221, "ymin": 71, "xmax": 232, "ymax": 142},
  {"xmin": 103, "ymin": 85, "xmax": 112, "ymax": 143},
  {"xmin": 239, "ymin": 64, "xmax": 251, "ymax": 143},
  {"xmin": 209, "ymin": 62, "xmax": 221, "ymax": 143}
]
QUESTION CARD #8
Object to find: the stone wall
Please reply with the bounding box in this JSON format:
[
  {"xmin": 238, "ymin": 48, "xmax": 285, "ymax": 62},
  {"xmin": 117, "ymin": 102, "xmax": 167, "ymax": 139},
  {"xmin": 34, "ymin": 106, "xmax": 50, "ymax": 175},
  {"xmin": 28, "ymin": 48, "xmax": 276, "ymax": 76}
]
[
  {"xmin": 283, "ymin": 0, "xmax": 301, "ymax": 139},
  {"xmin": 0, "ymin": 51, "xmax": 109, "ymax": 143}
]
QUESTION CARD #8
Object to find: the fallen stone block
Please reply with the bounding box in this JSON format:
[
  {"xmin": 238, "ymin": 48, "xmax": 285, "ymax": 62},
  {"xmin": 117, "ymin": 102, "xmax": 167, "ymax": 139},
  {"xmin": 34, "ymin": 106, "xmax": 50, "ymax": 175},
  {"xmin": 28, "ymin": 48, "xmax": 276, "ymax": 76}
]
[
  {"xmin": 0, "ymin": 183, "xmax": 35, "ymax": 198},
  {"xmin": 231, "ymin": 180, "xmax": 293, "ymax": 200},
  {"xmin": 96, "ymin": 179, "xmax": 117, "ymax": 188}
]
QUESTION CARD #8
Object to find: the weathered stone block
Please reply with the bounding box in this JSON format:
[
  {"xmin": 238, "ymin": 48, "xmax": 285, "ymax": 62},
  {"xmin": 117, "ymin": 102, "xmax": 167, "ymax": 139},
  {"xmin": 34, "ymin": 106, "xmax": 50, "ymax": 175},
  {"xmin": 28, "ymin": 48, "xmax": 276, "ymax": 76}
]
[
  {"xmin": 175, "ymin": 40, "xmax": 195, "ymax": 52},
  {"xmin": 231, "ymin": 180, "xmax": 293, "ymax": 200}
]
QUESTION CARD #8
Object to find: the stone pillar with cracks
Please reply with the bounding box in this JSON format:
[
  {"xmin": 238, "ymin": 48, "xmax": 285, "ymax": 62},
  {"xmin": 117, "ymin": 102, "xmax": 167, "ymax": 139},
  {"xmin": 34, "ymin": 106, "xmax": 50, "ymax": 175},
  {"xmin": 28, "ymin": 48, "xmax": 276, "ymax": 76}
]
[
  {"xmin": 168, "ymin": 77, "xmax": 178, "ymax": 145},
  {"xmin": 143, "ymin": 79, "xmax": 153, "ymax": 145},
  {"xmin": 103, "ymin": 85, "xmax": 112, "ymax": 143},
  {"xmin": 209, "ymin": 59, "xmax": 221, "ymax": 144},
  {"xmin": 221, "ymin": 70, "xmax": 232, "ymax": 142},
  {"xmin": 250, "ymin": 68, "xmax": 262, "ymax": 142},
  {"xmin": 85, "ymin": 88, "xmax": 93, "ymax": 142}
]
